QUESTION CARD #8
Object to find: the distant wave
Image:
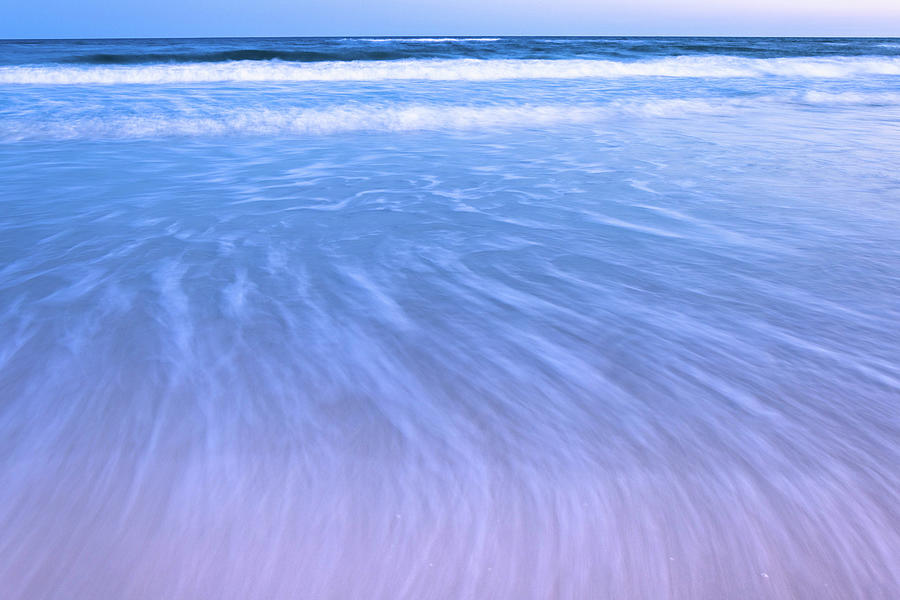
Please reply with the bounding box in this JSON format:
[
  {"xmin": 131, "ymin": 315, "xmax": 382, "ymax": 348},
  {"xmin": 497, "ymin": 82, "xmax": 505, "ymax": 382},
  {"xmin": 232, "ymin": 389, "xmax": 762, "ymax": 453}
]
[
  {"xmin": 61, "ymin": 50, "xmax": 417, "ymax": 65},
  {"xmin": 3, "ymin": 56, "xmax": 900, "ymax": 85},
  {"xmin": 0, "ymin": 100, "xmax": 743, "ymax": 141},
  {"xmin": 359, "ymin": 38, "xmax": 502, "ymax": 42},
  {"xmin": 59, "ymin": 41, "xmax": 503, "ymax": 65}
]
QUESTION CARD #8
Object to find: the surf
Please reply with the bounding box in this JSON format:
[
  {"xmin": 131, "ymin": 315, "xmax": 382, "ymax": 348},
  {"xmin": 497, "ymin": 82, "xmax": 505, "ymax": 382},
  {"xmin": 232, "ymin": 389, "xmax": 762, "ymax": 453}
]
[{"xmin": 3, "ymin": 56, "xmax": 900, "ymax": 85}]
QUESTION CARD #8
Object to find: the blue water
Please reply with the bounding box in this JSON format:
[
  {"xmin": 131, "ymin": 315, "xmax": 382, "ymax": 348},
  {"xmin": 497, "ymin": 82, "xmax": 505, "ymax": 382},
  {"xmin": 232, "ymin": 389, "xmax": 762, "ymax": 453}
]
[{"xmin": 1, "ymin": 37, "xmax": 899, "ymax": 599}]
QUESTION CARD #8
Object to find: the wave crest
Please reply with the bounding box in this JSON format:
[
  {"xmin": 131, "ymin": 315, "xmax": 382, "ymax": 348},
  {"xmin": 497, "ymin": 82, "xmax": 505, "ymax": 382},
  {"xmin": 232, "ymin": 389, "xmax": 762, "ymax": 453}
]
[
  {"xmin": 0, "ymin": 100, "xmax": 741, "ymax": 141},
  {"xmin": 802, "ymin": 91, "xmax": 900, "ymax": 105},
  {"xmin": 3, "ymin": 56, "xmax": 900, "ymax": 85}
]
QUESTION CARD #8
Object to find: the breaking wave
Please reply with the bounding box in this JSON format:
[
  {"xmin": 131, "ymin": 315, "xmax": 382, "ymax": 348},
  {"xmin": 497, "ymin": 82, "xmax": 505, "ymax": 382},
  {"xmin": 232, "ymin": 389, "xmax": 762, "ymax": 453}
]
[
  {"xmin": 802, "ymin": 90, "xmax": 900, "ymax": 105},
  {"xmin": 3, "ymin": 56, "xmax": 900, "ymax": 85},
  {"xmin": 0, "ymin": 100, "xmax": 742, "ymax": 141}
]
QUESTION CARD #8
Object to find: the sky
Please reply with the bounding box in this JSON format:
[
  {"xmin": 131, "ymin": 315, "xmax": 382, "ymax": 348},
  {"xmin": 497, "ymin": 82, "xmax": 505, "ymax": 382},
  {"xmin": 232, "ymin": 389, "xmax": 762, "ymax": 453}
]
[{"xmin": 3, "ymin": 0, "xmax": 900, "ymax": 38}]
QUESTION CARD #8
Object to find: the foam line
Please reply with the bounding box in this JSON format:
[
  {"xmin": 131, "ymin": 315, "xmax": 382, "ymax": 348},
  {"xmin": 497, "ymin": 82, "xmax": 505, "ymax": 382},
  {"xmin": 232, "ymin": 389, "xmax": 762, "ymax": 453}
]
[
  {"xmin": 3, "ymin": 56, "xmax": 899, "ymax": 85},
  {"xmin": 0, "ymin": 100, "xmax": 743, "ymax": 140}
]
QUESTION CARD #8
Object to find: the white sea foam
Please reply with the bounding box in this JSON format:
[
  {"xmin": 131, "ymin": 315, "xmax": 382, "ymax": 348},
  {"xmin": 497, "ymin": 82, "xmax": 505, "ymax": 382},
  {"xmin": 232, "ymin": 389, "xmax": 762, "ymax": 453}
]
[
  {"xmin": 802, "ymin": 91, "xmax": 900, "ymax": 105},
  {"xmin": 1, "ymin": 105, "xmax": 594, "ymax": 140},
  {"xmin": 3, "ymin": 56, "xmax": 900, "ymax": 85},
  {"xmin": 0, "ymin": 100, "xmax": 743, "ymax": 141}
]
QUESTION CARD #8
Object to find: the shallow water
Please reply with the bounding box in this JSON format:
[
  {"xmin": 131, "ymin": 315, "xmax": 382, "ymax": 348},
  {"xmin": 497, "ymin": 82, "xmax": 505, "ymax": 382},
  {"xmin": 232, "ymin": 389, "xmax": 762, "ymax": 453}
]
[{"xmin": 1, "ymin": 37, "xmax": 899, "ymax": 599}]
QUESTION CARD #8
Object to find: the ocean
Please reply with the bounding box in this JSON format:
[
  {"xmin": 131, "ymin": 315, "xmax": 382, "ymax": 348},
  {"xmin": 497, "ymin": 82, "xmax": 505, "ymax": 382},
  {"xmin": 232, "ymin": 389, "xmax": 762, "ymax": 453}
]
[{"xmin": 1, "ymin": 37, "xmax": 899, "ymax": 598}]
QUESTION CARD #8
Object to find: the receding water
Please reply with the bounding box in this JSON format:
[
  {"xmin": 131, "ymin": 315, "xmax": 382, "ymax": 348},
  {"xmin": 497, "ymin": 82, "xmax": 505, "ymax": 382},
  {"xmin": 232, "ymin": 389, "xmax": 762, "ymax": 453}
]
[{"xmin": 1, "ymin": 37, "xmax": 899, "ymax": 599}]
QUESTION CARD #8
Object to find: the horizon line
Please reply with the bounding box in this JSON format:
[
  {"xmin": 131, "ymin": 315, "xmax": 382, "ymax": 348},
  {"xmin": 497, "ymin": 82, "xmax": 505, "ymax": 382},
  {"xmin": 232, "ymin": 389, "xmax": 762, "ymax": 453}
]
[{"xmin": 3, "ymin": 34, "xmax": 900, "ymax": 42}]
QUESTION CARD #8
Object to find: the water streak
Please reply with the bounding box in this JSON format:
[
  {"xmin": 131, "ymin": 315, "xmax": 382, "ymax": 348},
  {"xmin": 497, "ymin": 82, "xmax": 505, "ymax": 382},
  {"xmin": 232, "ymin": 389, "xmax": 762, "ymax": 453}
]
[{"xmin": 1, "ymin": 36, "xmax": 899, "ymax": 600}]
